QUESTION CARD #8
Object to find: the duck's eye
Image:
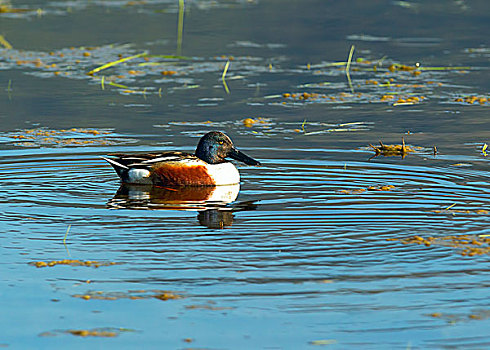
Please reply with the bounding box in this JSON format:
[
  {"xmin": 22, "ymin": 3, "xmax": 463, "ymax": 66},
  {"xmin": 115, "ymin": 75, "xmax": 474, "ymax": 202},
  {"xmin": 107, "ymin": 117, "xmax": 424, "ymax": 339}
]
[{"xmin": 218, "ymin": 140, "xmax": 224, "ymax": 145}]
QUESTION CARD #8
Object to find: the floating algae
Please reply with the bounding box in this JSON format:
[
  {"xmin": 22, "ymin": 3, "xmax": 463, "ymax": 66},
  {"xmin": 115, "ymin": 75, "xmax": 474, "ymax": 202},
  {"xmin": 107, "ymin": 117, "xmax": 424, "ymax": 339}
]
[
  {"xmin": 72, "ymin": 289, "xmax": 184, "ymax": 301},
  {"xmin": 387, "ymin": 235, "xmax": 490, "ymax": 256},
  {"xmin": 2, "ymin": 127, "xmax": 135, "ymax": 148},
  {"xmin": 339, "ymin": 185, "xmax": 396, "ymax": 194},
  {"xmin": 31, "ymin": 259, "xmax": 118, "ymax": 268},
  {"xmin": 369, "ymin": 139, "xmax": 417, "ymax": 158},
  {"xmin": 40, "ymin": 327, "xmax": 135, "ymax": 338}
]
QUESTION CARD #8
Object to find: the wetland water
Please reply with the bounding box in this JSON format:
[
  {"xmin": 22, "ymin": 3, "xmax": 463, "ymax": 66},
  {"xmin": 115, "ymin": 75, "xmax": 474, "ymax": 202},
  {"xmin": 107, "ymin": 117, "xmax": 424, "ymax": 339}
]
[{"xmin": 0, "ymin": 0, "xmax": 489, "ymax": 348}]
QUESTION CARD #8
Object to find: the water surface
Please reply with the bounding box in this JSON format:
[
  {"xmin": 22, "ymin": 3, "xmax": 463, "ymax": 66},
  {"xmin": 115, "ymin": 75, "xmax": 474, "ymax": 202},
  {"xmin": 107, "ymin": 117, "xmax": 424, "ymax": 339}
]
[{"xmin": 0, "ymin": 1, "xmax": 489, "ymax": 349}]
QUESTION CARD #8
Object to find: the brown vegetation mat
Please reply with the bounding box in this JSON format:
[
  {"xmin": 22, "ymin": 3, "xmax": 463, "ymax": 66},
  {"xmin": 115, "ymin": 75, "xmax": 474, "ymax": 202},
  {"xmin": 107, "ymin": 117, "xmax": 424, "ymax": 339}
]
[{"xmin": 387, "ymin": 235, "xmax": 490, "ymax": 256}]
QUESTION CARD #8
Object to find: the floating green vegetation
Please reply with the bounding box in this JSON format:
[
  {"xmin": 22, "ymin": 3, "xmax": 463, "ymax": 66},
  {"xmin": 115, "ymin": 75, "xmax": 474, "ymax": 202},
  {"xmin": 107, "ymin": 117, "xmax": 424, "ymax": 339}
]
[
  {"xmin": 1, "ymin": 43, "xmax": 149, "ymax": 83},
  {"xmin": 432, "ymin": 207, "xmax": 490, "ymax": 216},
  {"xmin": 3, "ymin": 127, "xmax": 134, "ymax": 148},
  {"xmin": 387, "ymin": 234, "xmax": 490, "ymax": 257},
  {"xmin": 39, "ymin": 327, "xmax": 136, "ymax": 338},
  {"xmin": 66, "ymin": 329, "xmax": 118, "ymax": 337},
  {"xmin": 0, "ymin": 0, "xmax": 254, "ymax": 19},
  {"xmin": 387, "ymin": 63, "xmax": 473, "ymax": 72},
  {"xmin": 0, "ymin": 34, "xmax": 12, "ymax": 49},
  {"xmin": 369, "ymin": 139, "xmax": 421, "ymax": 158},
  {"xmin": 453, "ymin": 95, "xmax": 489, "ymax": 105},
  {"xmin": 31, "ymin": 259, "xmax": 118, "ymax": 268},
  {"xmin": 274, "ymin": 52, "xmax": 485, "ymax": 108},
  {"xmin": 155, "ymin": 117, "xmax": 371, "ymax": 138},
  {"xmin": 0, "ymin": 42, "xmax": 286, "ymax": 97},
  {"xmin": 242, "ymin": 117, "xmax": 270, "ymax": 127},
  {"xmin": 221, "ymin": 60, "xmax": 231, "ymax": 94},
  {"xmin": 345, "ymin": 45, "xmax": 355, "ymax": 93},
  {"xmin": 0, "ymin": 33, "xmax": 486, "ymax": 108},
  {"xmin": 338, "ymin": 185, "xmax": 396, "ymax": 194},
  {"xmin": 280, "ymin": 90, "xmax": 428, "ymax": 106},
  {"xmin": 87, "ymin": 51, "xmax": 148, "ymax": 75},
  {"xmin": 72, "ymin": 289, "xmax": 183, "ymax": 301},
  {"xmin": 427, "ymin": 309, "xmax": 490, "ymax": 323},
  {"xmin": 309, "ymin": 339, "xmax": 338, "ymax": 346},
  {"xmin": 0, "ymin": 2, "xmax": 41, "ymax": 15}
]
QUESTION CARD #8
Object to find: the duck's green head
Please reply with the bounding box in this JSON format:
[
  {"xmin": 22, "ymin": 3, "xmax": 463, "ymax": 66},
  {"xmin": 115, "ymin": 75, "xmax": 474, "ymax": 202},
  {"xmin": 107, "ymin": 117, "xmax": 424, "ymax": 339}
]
[{"xmin": 195, "ymin": 131, "xmax": 261, "ymax": 166}]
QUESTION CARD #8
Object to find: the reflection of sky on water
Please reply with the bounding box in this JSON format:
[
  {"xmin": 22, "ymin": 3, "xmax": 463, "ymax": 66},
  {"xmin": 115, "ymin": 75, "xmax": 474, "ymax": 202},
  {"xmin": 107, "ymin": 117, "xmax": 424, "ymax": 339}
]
[{"xmin": 0, "ymin": 0, "xmax": 489, "ymax": 348}]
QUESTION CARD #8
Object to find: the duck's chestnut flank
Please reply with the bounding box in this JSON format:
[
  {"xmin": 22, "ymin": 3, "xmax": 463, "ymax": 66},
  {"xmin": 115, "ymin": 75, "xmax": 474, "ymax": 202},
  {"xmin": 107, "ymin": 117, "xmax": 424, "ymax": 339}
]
[{"xmin": 152, "ymin": 163, "xmax": 214, "ymax": 186}]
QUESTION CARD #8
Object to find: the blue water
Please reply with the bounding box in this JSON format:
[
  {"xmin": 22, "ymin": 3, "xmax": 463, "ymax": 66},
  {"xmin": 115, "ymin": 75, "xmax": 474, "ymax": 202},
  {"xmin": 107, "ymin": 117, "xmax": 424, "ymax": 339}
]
[{"xmin": 1, "ymin": 1, "xmax": 489, "ymax": 349}]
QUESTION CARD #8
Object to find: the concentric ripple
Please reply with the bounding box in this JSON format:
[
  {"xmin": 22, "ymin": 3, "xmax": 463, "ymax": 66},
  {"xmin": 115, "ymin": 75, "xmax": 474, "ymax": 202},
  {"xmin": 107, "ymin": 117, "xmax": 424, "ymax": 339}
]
[{"xmin": 1, "ymin": 147, "xmax": 489, "ymax": 349}]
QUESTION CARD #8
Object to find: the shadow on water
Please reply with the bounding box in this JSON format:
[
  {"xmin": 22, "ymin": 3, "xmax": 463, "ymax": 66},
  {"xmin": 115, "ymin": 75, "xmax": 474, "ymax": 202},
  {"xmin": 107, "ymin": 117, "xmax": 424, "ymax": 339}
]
[{"xmin": 107, "ymin": 184, "xmax": 258, "ymax": 228}]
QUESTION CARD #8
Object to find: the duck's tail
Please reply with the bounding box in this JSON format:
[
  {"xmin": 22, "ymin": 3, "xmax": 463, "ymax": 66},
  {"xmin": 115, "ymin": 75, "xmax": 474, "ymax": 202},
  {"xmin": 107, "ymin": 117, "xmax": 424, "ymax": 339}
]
[
  {"xmin": 100, "ymin": 156, "xmax": 128, "ymax": 169},
  {"xmin": 100, "ymin": 156, "xmax": 129, "ymax": 178}
]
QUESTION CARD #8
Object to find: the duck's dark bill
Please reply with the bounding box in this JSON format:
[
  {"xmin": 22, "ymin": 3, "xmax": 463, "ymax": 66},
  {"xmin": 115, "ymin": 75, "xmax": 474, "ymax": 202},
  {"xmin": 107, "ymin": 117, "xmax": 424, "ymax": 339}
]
[{"xmin": 228, "ymin": 148, "xmax": 261, "ymax": 166}]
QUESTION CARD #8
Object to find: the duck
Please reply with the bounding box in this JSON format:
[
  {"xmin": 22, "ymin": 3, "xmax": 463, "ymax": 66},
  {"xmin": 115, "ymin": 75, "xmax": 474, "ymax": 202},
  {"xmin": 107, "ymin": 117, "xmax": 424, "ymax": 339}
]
[{"xmin": 102, "ymin": 131, "xmax": 261, "ymax": 186}]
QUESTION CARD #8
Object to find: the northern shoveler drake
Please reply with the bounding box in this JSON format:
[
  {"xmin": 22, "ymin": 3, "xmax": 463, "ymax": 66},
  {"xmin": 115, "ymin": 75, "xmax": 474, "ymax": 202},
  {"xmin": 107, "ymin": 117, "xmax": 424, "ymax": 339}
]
[{"xmin": 102, "ymin": 131, "xmax": 261, "ymax": 186}]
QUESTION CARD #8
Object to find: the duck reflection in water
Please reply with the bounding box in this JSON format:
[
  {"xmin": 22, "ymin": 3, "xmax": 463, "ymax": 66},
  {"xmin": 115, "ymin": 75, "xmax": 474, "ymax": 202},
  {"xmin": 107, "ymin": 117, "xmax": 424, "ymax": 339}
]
[{"xmin": 107, "ymin": 184, "xmax": 257, "ymax": 229}]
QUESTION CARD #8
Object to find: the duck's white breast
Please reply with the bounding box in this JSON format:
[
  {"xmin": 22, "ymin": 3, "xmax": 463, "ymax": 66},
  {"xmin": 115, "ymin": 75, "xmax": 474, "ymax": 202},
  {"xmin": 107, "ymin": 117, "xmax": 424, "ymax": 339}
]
[
  {"xmin": 207, "ymin": 162, "xmax": 240, "ymax": 185},
  {"xmin": 127, "ymin": 168, "xmax": 152, "ymax": 184}
]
